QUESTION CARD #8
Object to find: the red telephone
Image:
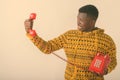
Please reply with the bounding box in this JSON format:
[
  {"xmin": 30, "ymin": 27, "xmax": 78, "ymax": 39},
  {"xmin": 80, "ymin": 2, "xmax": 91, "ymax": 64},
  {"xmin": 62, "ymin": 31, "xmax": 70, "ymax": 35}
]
[{"xmin": 89, "ymin": 53, "xmax": 110, "ymax": 75}]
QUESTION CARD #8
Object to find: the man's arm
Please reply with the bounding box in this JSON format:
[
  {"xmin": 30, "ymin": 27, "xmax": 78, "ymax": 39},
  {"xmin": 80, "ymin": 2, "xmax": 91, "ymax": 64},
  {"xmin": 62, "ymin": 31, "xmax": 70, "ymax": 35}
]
[
  {"xmin": 24, "ymin": 19, "xmax": 68, "ymax": 54},
  {"xmin": 26, "ymin": 32, "xmax": 67, "ymax": 54},
  {"xmin": 107, "ymin": 37, "xmax": 117, "ymax": 73}
]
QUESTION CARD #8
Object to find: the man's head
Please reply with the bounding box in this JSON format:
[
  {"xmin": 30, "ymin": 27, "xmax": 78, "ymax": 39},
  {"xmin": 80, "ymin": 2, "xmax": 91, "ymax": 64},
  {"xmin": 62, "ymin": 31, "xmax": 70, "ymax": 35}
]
[{"xmin": 77, "ymin": 4, "xmax": 99, "ymax": 32}]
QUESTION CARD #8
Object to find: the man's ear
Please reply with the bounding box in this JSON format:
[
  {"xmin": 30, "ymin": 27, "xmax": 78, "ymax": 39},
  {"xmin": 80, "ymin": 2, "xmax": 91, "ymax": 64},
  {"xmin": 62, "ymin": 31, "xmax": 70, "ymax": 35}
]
[{"xmin": 91, "ymin": 19, "xmax": 96, "ymax": 26}]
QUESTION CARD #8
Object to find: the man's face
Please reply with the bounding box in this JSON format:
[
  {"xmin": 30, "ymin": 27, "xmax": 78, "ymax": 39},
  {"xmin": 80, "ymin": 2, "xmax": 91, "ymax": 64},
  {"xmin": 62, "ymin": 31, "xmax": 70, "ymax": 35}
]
[{"xmin": 77, "ymin": 12, "xmax": 94, "ymax": 32}]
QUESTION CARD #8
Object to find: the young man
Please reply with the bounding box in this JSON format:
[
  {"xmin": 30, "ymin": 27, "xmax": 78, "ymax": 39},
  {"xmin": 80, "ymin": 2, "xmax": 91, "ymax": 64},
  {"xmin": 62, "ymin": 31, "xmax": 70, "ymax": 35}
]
[{"xmin": 24, "ymin": 4, "xmax": 117, "ymax": 80}]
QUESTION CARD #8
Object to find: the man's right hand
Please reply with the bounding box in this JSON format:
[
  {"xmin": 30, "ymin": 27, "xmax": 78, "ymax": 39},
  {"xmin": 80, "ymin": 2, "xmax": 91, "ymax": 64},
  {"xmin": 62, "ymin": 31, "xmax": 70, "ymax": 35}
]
[{"xmin": 24, "ymin": 19, "xmax": 33, "ymax": 33}]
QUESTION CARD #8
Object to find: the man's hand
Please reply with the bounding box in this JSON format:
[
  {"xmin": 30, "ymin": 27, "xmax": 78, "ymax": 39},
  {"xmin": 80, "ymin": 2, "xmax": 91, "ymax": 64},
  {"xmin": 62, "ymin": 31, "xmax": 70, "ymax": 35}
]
[
  {"xmin": 94, "ymin": 68, "xmax": 108, "ymax": 76},
  {"xmin": 103, "ymin": 68, "xmax": 108, "ymax": 75},
  {"xmin": 24, "ymin": 19, "xmax": 33, "ymax": 33}
]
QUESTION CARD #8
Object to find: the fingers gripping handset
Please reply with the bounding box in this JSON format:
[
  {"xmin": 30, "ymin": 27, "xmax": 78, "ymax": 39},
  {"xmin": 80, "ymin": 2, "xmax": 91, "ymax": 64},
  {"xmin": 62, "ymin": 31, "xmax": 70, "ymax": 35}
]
[{"xmin": 24, "ymin": 13, "xmax": 37, "ymax": 37}]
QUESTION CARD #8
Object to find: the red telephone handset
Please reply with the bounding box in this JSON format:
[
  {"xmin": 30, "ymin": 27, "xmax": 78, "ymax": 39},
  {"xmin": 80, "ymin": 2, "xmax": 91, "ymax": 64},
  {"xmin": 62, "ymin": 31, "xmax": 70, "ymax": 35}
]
[{"xmin": 28, "ymin": 13, "xmax": 37, "ymax": 37}]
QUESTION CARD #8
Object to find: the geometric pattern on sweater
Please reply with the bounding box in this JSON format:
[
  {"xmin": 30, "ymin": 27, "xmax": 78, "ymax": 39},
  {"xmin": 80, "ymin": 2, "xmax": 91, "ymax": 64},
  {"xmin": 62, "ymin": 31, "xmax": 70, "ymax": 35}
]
[{"xmin": 27, "ymin": 28, "xmax": 117, "ymax": 80}]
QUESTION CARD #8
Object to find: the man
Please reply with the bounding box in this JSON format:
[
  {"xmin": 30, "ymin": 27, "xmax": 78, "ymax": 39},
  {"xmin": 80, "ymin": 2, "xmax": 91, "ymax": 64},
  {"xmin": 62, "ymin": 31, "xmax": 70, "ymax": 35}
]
[{"xmin": 24, "ymin": 4, "xmax": 117, "ymax": 80}]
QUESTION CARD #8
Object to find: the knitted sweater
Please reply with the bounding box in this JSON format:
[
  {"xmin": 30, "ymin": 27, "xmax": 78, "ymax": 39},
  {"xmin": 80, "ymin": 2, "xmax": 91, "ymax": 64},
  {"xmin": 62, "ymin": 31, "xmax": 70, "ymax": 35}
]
[{"xmin": 26, "ymin": 28, "xmax": 117, "ymax": 80}]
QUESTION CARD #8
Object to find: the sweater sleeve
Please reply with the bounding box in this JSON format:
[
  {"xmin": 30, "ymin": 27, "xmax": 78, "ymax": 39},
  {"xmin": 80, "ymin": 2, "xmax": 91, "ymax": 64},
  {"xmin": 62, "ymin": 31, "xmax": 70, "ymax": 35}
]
[
  {"xmin": 26, "ymin": 31, "xmax": 68, "ymax": 54},
  {"xmin": 107, "ymin": 38, "xmax": 117, "ymax": 73}
]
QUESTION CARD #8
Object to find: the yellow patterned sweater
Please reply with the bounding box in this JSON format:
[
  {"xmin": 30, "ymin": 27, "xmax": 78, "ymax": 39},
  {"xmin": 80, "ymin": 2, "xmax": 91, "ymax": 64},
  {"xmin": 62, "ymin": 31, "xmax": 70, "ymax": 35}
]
[{"xmin": 26, "ymin": 28, "xmax": 117, "ymax": 80}]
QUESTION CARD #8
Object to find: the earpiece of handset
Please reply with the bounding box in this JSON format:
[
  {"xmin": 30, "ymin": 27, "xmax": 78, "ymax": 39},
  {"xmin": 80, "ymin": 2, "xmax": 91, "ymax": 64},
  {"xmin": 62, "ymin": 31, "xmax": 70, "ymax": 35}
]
[{"xmin": 29, "ymin": 13, "xmax": 36, "ymax": 20}]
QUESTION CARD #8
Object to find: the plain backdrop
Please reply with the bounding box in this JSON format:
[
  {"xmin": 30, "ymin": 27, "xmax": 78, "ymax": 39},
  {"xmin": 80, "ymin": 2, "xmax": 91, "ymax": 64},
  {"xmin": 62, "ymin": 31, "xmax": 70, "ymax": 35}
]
[{"xmin": 0, "ymin": 0, "xmax": 120, "ymax": 80}]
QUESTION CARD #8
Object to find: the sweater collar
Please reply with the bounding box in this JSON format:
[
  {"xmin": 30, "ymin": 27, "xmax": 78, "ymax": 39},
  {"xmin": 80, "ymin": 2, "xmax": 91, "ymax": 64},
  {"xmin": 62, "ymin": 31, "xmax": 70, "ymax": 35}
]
[{"xmin": 77, "ymin": 27, "xmax": 104, "ymax": 35}]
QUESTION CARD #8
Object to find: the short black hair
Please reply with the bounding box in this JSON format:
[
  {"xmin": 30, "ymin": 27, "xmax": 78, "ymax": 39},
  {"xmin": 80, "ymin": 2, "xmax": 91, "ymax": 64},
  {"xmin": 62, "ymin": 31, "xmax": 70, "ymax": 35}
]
[{"xmin": 79, "ymin": 4, "xmax": 99, "ymax": 20}]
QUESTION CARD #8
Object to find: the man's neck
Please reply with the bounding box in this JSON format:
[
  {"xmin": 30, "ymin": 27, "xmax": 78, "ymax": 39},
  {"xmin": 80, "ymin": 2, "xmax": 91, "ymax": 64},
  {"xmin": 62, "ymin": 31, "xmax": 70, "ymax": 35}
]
[{"xmin": 83, "ymin": 27, "xmax": 97, "ymax": 32}]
